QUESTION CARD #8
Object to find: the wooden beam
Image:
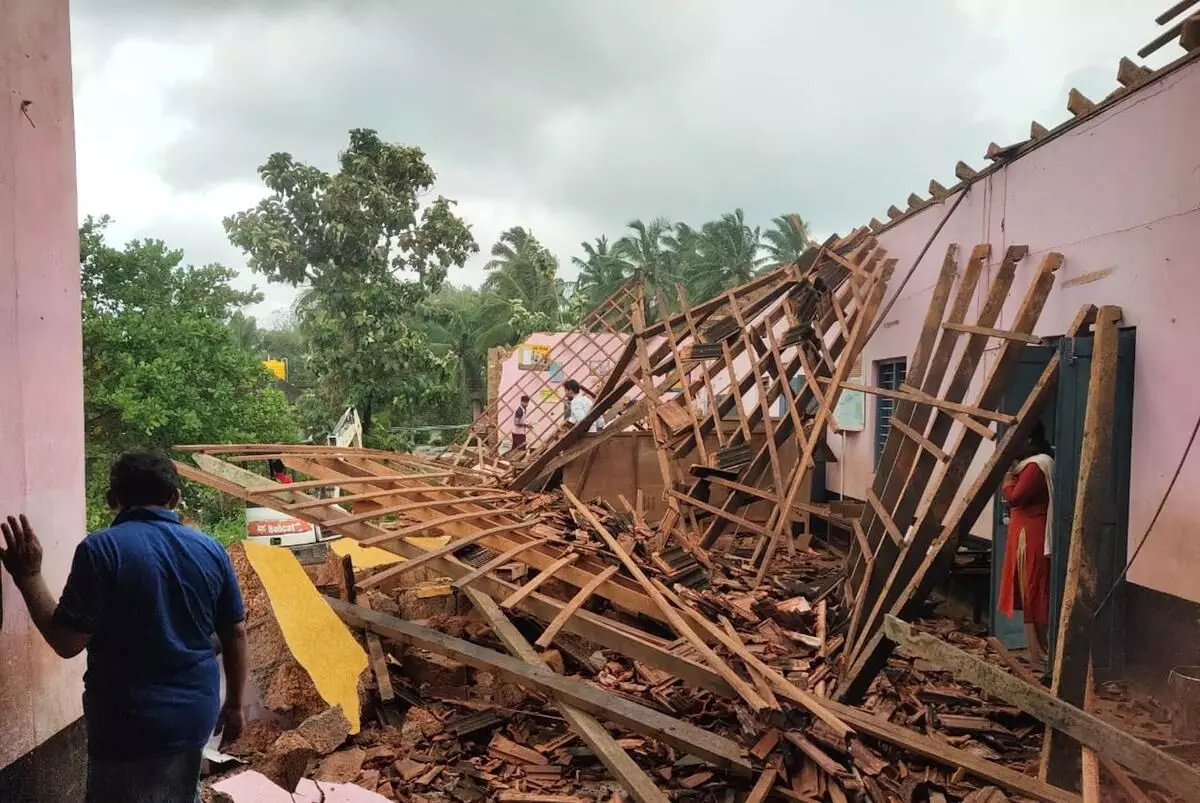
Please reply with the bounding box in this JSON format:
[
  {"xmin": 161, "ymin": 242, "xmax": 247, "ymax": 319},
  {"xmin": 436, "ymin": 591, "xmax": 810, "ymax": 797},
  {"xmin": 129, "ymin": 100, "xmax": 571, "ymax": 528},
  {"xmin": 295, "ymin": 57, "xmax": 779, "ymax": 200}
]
[
  {"xmin": 560, "ymin": 487, "xmax": 774, "ymax": 714},
  {"xmin": 322, "ymin": 493, "xmax": 516, "ymax": 528},
  {"xmin": 328, "ymin": 597, "xmax": 753, "ymax": 775},
  {"xmin": 462, "ymin": 588, "xmax": 670, "ymax": 803},
  {"xmin": 500, "ymin": 553, "xmax": 580, "ymax": 609},
  {"xmin": 1042, "ymin": 306, "xmax": 1123, "ymax": 788},
  {"xmin": 452, "ymin": 538, "xmax": 553, "ymax": 590},
  {"xmin": 883, "ymin": 616, "xmax": 1200, "ymax": 803},
  {"xmin": 841, "ymin": 306, "xmax": 1098, "ymax": 705},
  {"xmin": 535, "ymin": 566, "xmax": 619, "ymax": 648},
  {"xmin": 361, "ymin": 509, "xmax": 526, "ymax": 546},
  {"xmin": 1159, "ymin": 0, "xmax": 1200, "ymax": 24},
  {"xmin": 942, "ymin": 321, "xmax": 1042, "ymax": 344},
  {"xmin": 819, "ymin": 698, "xmax": 1080, "ymax": 803},
  {"xmin": 670, "ymin": 489, "xmax": 772, "ymax": 538},
  {"xmin": 175, "ymin": 459, "xmax": 731, "ymax": 693},
  {"xmin": 656, "ymin": 579, "xmax": 852, "ymax": 739},
  {"xmin": 841, "ymin": 250, "xmax": 1060, "ymax": 698},
  {"xmin": 888, "ymin": 416, "xmax": 948, "ymax": 462},
  {"xmin": 288, "ymin": 485, "xmax": 516, "ymax": 511},
  {"xmin": 358, "ymin": 522, "xmax": 534, "ymax": 591},
  {"xmin": 867, "ymin": 487, "xmax": 905, "ymax": 544},
  {"xmin": 821, "ymin": 378, "xmax": 1014, "ymax": 424},
  {"xmin": 1140, "ymin": 13, "xmax": 1195, "ymax": 57}
]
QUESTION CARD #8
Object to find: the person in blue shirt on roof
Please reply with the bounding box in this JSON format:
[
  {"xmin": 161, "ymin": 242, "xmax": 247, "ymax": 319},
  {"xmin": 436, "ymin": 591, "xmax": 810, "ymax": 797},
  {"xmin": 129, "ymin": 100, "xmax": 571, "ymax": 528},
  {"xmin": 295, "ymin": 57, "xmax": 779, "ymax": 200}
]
[{"xmin": 0, "ymin": 451, "xmax": 248, "ymax": 803}]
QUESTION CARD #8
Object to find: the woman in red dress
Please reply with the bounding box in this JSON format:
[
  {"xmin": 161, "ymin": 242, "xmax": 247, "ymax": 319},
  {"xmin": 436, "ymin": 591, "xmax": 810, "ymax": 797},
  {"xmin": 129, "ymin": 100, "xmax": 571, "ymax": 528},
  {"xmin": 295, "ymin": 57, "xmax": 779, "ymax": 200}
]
[{"xmin": 997, "ymin": 423, "xmax": 1055, "ymax": 667}]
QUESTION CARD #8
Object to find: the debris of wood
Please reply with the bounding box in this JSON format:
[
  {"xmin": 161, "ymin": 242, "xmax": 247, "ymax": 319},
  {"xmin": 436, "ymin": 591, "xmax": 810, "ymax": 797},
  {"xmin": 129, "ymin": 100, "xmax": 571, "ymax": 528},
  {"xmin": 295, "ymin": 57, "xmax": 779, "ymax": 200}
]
[{"xmin": 182, "ymin": 242, "xmax": 1176, "ymax": 803}]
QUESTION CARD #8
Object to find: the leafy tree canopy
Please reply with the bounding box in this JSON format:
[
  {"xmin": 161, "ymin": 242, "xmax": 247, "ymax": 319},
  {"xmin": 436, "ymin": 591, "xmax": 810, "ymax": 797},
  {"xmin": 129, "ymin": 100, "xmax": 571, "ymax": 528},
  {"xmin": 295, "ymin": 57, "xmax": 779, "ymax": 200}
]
[
  {"xmin": 224, "ymin": 129, "xmax": 478, "ymax": 436},
  {"xmin": 81, "ymin": 216, "xmax": 298, "ymax": 525}
]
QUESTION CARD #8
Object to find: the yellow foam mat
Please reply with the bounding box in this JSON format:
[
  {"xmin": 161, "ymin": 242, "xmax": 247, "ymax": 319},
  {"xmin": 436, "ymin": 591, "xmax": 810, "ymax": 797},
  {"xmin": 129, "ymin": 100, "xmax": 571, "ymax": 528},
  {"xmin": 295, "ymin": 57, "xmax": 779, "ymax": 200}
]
[
  {"xmin": 243, "ymin": 541, "xmax": 369, "ymax": 733},
  {"xmin": 329, "ymin": 535, "xmax": 451, "ymax": 569}
]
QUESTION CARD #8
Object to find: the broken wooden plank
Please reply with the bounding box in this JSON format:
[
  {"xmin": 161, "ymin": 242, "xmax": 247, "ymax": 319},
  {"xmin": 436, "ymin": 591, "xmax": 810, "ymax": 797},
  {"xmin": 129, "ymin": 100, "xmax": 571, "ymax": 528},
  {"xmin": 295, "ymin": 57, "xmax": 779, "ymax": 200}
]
[
  {"xmin": 357, "ymin": 521, "xmax": 533, "ymax": 591},
  {"xmin": 361, "ymin": 510, "xmax": 528, "ymax": 546},
  {"xmin": 500, "ymin": 553, "xmax": 580, "ymax": 610},
  {"xmin": 560, "ymin": 487, "xmax": 774, "ymax": 715},
  {"xmin": 176, "ymin": 458, "xmax": 723, "ymax": 691},
  {"xmin": 818, "ymin": 697, "xmax": 1079, "ymax": 803},
  {"xmin": 451, "ymin": 538, "xmax": 552, "ymax": 591},
  {"xmin": 882, "ymin": 616, "xmax": 1200, "ymax": 802},
  {"xmin": 655, "ymin": 579, "xmax": 852, "ymax": 740},
  {"xmin": 746, "ymin": 768, "xmax": 777, "ymax": 803},
  {"xmin": 327, "ymin": 597, "xmax": 754, "ymax": 774},
  {"xmin": 461, "ymin": 588, "xmax": 670, "ymax": 803},
  {"xmin": 536, "ymin": 566, "xmax": 620, "ymax": 648}
]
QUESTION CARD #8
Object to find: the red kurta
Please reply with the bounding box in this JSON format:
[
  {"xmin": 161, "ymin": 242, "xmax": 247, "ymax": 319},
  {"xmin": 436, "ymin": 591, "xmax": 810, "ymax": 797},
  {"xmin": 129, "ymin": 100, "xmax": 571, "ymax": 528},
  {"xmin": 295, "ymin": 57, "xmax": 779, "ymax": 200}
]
[{"xmin": 997, "ymin": 462, "xmax": 1050, "ymax": 625}]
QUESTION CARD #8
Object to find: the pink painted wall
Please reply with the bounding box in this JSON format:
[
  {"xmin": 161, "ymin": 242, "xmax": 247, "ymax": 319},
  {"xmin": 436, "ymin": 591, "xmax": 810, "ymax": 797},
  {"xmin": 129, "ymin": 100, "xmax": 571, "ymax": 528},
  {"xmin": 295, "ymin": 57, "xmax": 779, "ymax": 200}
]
[
  {"xmin": 496, "ymin": 331, "xmax": 629, "ymax": 445},
  {"xmin": 0, "ymin": 0, "xmax": 86, "ymax": 768},
  {"xmin": 828, "ymin": 57, "xmax": 1200, "ymax": 603}
]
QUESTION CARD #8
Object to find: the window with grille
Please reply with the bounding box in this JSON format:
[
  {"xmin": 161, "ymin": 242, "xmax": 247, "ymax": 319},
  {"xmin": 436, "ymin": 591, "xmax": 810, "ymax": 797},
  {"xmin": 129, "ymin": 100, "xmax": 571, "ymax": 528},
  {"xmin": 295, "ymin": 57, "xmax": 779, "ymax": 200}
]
[{"xmin": 875, "ymin": 358, "xmax": 907, "ymax": 466}]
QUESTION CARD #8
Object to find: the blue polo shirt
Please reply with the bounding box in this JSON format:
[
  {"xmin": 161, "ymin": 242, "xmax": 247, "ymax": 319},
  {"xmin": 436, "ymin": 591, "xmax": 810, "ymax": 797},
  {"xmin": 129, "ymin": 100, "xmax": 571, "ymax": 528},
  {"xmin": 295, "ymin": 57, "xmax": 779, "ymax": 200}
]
[{"xmin": 53, "ymin": 507, "xmax": 245, "ymax": 759}]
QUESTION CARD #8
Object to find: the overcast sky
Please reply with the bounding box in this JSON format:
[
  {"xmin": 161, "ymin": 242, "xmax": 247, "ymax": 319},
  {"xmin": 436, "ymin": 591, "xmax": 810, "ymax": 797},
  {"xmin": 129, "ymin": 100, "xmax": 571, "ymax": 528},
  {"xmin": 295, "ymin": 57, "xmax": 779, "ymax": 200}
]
[{"xmin": 69, "ymin": 1, "xmax": 1176, "ymax": 324}]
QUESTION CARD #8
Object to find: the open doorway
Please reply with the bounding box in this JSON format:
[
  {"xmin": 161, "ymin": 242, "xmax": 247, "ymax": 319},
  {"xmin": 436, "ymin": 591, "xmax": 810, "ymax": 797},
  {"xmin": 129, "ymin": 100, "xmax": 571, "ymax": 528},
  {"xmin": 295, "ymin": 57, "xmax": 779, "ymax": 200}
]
[{"xmin": 990, "ymin": 328, "xmax": 1136, "ymax": 681}]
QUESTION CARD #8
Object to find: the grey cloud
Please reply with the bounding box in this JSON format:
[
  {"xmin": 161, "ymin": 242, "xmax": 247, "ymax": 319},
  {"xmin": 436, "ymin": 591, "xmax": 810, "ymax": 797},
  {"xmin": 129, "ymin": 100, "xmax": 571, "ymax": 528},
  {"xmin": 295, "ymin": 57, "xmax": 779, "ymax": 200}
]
[{"xmin": 72, "ymin": 0, "xmax": 1169, "ymax": 273}]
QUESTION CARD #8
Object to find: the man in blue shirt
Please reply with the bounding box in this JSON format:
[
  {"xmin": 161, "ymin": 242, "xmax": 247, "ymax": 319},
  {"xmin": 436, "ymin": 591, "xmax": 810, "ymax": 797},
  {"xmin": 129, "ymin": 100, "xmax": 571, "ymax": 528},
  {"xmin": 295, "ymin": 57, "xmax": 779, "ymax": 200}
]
[{"xmin": 0, "ymin": 451, "xmax": 248, "ymax": 803}]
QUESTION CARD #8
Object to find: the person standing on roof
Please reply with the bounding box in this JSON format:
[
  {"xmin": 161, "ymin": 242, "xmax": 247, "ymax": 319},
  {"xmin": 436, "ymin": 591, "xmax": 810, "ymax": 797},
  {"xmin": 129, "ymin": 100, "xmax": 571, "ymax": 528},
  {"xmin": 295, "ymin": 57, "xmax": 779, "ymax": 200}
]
[
  {"xmin": 511, "ymin": 394, "xmax": 530, "ymax": 452},
  {"xmin": 0, "ymin": 451, "xmax": 248, "ymax": 803},
  {"xmin": 562, "ymin": 379, "xmax": 604, "ymax": 433}
]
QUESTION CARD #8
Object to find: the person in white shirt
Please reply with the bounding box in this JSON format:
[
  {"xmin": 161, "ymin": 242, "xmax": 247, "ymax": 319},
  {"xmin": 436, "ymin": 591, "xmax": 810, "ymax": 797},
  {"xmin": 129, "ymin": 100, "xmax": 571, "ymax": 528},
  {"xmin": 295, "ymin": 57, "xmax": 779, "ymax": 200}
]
[
  {"xmin": 510, "ymin": 395, "xmax": 529, "ymax": 452},
  {"xmin": 562, "ymin": 380, "xmax": 603, "ymax": 433}
]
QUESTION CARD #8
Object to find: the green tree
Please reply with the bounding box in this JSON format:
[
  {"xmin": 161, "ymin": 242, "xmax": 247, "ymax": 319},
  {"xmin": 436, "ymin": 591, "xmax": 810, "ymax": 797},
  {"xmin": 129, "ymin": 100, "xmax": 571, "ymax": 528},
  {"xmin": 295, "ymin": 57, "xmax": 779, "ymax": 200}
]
[
  {"xmin": 571, "ymin": 235, "xmax": 629, "ymax": 311},
  {"xmin": 684, "ymin": 209, "xmax": 764, "ymax": 301},
  {"xmin": 762, "ymin": 213, "xmax": 813, "ymax": 269},
  {"xmin": 615, "ymin": 217, "xmax": 678, "ymax": 296},
  {"xmin": 420, "ymin": 285, "xmax": 491, "ymax": 418},
  {"xmin": 224, "ymin": 129, "xmax": 477, "ymax": 436},
  {"xmin": 479, "ymin": 226, "xmax": 565, "ymax": 344},
  {"xmin": 81, "ymin": 216, "xmax": 297, "ymax": 522}
]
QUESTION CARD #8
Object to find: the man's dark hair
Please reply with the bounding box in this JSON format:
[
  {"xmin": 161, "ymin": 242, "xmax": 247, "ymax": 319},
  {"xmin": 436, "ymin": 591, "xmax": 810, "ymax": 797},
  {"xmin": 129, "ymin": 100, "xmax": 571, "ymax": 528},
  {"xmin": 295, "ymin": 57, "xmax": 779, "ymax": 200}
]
[
  {"xmin": 268, "ymin": 459, "xmax": 286, "ymax": 475},
  {"xmin": 563, "ymin": 379, "xmax": 581, "ymax": 393},
  {"xmin": 109, "ymin": 451, "xmax": 182, "ymax": 508},
  {"xmin": 520, "ymin": 395, "xmax": 530, "ymax": 403}
]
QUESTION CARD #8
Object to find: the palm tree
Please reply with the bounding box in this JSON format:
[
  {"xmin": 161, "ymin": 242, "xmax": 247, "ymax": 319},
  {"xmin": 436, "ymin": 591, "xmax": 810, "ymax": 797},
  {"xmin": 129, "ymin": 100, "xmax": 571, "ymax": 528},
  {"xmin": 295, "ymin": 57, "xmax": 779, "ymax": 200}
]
[
  {"xmin": 480, "ymin": 226, "xmax": 565, "ymax": 343},
  {"xmin": 615, "ymin": 218, "xmax": 677, "ymax": 294},
  {"xmin": 571, "ymin": 236, "xmax": 629, "ymax": 311},
  {"xmin": 683, "ymin": 209, "xmax": 764, "ymax": 302},
  {"xmin": 761, "ymin": 213, "xmax": 814, "ymax": 269},
  {"xmin": 420, "ymin": 286, "xmax": 489, "ymax": 412}
]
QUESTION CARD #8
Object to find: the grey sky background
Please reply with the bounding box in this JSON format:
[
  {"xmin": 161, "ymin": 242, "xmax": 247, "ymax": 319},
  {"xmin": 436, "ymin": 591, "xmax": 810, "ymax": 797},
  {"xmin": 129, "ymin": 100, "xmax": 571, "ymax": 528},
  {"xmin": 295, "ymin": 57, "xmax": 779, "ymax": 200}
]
[{"xmin": 69, "ymin": 1, "xmax": 1176, "ymax": 324}]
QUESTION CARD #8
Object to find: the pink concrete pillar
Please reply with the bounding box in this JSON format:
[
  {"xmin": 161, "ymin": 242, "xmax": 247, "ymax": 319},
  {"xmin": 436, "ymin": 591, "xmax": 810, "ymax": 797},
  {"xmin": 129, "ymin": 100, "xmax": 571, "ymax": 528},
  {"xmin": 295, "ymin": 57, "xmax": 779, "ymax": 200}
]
[{"xmin": 0, "ymin": 0, "xmax": 86, "ymax": 768}]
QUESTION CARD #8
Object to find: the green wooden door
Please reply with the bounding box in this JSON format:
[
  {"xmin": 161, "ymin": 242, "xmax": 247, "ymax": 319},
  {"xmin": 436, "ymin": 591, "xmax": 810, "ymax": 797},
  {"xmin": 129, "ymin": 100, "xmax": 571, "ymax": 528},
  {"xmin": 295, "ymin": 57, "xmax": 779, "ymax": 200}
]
[
  {"xmin": 1048, "ymin": 329, "xmax": 1136, "ymax": 680},
  {"xmin": 991, "ymin": 344, "xmax": 1056, "ymax": 648}
]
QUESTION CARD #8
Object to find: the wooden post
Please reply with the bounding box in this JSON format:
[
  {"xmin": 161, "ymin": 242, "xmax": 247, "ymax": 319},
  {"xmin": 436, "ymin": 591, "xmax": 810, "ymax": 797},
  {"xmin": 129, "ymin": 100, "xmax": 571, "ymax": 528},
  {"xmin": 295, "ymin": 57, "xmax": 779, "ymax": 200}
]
[{"xmin": 1042, "ymin": 306, "xmax": 1123, "ymax": 789}]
